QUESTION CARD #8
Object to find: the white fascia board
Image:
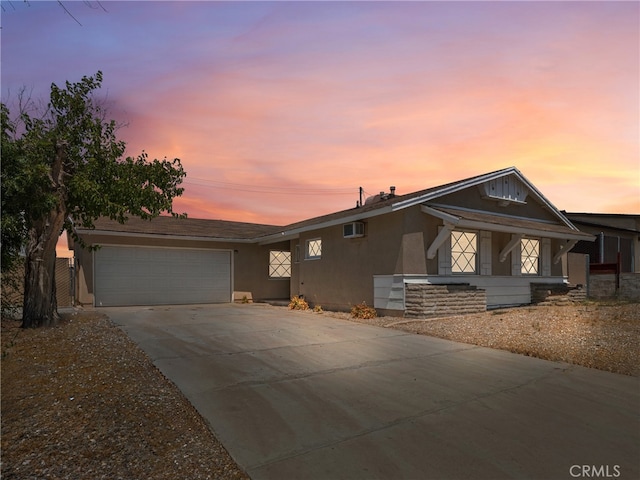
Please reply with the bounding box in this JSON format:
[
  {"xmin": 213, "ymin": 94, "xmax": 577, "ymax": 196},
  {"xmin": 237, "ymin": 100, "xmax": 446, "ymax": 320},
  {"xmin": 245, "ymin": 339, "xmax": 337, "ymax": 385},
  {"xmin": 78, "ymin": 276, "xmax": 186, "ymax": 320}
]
[
  {"xmin": 258, "ymin": 206, "xmax": 394, "ymax": 245},
  {"xmin": 421, "ymin": 205, "xmax": 594, "ymax": 241},
  {"xmin": 454, "ymin": 219, "xmax": 593, "ymax": 241},
  {"xmin": 392, "ymin": 167, "xmax": 517, "ymax": 211},
  {"xmin": 75, "ymin": 229, "xmax": 256, "ymax": 244},
  {"xmin": 421, "ymin": 205, "xmax": 460, "ymax": 224},
  {"xmin": 426, "ymin": 203, "xmax": 560, "ymax": 225},
  {"xmin": 508, "ymin": 169, "xmax": 580, "ymax": 231},
  {"xmin": 404, "ymin": 167, "xmax": 580, "ymax": 233}
]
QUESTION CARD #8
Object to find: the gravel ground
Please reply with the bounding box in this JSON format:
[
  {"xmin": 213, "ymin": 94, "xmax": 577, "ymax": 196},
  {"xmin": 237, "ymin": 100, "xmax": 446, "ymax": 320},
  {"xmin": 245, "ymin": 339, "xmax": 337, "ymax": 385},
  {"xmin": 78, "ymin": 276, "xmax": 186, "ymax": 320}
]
[
  {"xmin": 1, "ymin": 311, "xmax": 249, "ymax": 480},
  {"xmin": 2, "ymin": 301, "xmax": 638, "ymax": 479},
  {"xmin": 333, "ymin": 301, "xmax": 640, "ymax": 377}
]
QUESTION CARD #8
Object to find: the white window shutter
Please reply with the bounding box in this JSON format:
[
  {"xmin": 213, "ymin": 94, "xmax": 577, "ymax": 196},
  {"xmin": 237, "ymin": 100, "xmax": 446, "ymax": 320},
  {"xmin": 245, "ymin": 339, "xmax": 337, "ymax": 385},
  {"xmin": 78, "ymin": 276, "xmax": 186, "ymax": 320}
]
[
  {"xmin": 437, "ymin": 226, "xmax": 452, "ymax": 275},
  {"xmin": 480, "ymin": 230, "xmax": 492, "ymax": 275},
  {"xmin": 541, "ymin": 238, "xmax": 551, "ymax": 276},
  {"xmin": 511, "ymin": 238, "xmax": 522, "ymax": 276}
]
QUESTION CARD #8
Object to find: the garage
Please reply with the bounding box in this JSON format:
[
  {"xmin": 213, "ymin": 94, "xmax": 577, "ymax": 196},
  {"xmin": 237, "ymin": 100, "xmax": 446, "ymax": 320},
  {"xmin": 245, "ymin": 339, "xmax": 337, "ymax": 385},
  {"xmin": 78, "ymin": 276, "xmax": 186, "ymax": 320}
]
[{"xmin": 94, "ymin": 246, "xmax": 232, "ymax": 307}]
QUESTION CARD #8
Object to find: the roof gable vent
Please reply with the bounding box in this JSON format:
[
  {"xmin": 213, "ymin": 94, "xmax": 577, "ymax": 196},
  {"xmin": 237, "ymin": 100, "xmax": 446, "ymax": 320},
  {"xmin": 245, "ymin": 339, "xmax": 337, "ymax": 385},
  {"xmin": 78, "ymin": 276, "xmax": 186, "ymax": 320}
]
[{"xmin": 480, "ymin": 175, "xmax": 529, "ymax": 206}]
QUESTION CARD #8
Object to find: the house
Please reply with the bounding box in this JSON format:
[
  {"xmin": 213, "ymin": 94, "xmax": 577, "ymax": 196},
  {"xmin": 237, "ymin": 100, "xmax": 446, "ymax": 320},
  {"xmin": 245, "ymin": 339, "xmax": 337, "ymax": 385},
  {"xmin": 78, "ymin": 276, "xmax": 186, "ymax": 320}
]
[
  {"xmin": 562, "ymin": 213, "xmax": 640, "ymax": 300},
  {"xmin": 563, "ymin": 213, "xmax": 639, "ymax": 273},
  {"xmin": 72, "ymin": 167, "xmax": 594, "ymax": 316}
]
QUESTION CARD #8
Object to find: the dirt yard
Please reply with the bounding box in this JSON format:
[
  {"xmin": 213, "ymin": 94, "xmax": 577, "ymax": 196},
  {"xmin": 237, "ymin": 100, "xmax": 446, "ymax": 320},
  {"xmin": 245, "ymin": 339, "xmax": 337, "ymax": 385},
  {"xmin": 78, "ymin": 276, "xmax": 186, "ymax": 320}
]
[
  {"xmin": 2, "ymin": 301, "xmax": 638, "ymax": 479},
  {"xmin": 339, "ymin": 301, "xmax": 640, "ymax": 376},
  {"xmin": 1, "ymin": 311, "xmax": 249, "ymax": 480}
]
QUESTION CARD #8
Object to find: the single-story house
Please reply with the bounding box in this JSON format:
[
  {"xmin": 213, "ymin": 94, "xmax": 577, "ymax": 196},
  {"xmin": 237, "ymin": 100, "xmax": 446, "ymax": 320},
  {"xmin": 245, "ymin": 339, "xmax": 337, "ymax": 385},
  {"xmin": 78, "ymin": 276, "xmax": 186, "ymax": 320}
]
[{"xmin": 72, "ymin": 167, "xmax": 594, "ymax": 316}]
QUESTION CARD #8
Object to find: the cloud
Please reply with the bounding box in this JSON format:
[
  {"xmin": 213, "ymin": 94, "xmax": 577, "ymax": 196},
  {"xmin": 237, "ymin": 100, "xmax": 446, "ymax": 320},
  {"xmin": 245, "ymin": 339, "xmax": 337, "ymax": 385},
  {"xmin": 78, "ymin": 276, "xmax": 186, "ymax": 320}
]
[{"xmin": 3, "ymin": 0, "xmax": 638, "ymax": 227}]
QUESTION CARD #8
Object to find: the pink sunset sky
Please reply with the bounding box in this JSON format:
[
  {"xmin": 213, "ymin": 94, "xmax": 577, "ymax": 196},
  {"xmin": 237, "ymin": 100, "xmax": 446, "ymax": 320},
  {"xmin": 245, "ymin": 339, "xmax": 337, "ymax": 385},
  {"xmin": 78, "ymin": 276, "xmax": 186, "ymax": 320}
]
[{"xmin": 2, "ymin": 1, "xmax": 638, "ymax": 256}]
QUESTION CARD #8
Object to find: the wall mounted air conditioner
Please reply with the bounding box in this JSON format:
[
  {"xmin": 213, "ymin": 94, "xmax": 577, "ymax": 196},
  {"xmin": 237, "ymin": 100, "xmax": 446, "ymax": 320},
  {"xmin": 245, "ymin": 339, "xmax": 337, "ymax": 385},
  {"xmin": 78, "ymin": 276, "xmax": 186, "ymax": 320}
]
[{"xmin": 343, "ymin": 222, "xmax": 365, "ymax": 238}]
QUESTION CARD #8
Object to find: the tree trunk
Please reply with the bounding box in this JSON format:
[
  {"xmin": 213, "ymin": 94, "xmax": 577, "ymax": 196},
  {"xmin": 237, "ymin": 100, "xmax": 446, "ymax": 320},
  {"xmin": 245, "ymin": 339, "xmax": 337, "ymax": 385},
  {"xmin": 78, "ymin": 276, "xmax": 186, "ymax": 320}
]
[
  {"xmin": 22, "ymin": 208, "xmax": 66, "ymax": 328},
  {"xmin": 21, "ymin": 142, "xmax": 68, "ymax": 328}
]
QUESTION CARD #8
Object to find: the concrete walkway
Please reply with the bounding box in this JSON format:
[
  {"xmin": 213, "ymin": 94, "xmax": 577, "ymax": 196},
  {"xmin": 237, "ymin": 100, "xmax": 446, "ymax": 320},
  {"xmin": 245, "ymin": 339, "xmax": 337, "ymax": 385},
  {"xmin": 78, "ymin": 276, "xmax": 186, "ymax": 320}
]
[{"xmin": 105, "ymin": 304, "xmax": 639, "ymax": 480}]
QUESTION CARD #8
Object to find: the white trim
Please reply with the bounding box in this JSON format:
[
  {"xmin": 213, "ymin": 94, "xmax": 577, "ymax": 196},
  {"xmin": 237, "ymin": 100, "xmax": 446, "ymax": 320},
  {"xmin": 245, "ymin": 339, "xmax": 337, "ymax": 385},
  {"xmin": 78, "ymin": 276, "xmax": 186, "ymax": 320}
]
[
  {"xmin": 392, "ymin": 168, "xmax": 517, "ymax": 211},
  {"xmin": 541, "ymin": 238, "xmax": 551, "ymax": 277},
  {"xmin": 521, "ymin": 237, "xmax": 541, "ymax": 276},
  {"xmin": 437, "ymin": 226, "xmax": 452, "ymax": 275},
  {"xmin": 480, "ymin": 230, "xmax": 492, "ymax": 276},
  {"xmin": 422, "ymin": 205, "xmax": 591, "ymax": 241},
  {"xmin": 305, "ymin": 238, "xmax": 322, "ymax": 260},
  {"xmin": 425, "ymin": 203, "xmax": 559, "ymax": 226},
  {"xmin": 421, "ymin": 205, "xmax": 461, "ymax": 224}
]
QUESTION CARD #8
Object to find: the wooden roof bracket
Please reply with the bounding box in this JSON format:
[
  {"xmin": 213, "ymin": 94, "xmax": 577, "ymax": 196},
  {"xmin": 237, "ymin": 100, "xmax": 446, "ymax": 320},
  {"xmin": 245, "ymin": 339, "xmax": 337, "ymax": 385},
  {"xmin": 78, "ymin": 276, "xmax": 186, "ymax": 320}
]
[
  {"xmin": 499, "ymin": 234, "xmax": 524, "ymax": 263},
  {"xmin": 427, "ymin": 222, "xmax": 455, "ymax": 260},
  {"xmin": 553, "ymin": 239, "xmax": 579, "ymax": 264}
]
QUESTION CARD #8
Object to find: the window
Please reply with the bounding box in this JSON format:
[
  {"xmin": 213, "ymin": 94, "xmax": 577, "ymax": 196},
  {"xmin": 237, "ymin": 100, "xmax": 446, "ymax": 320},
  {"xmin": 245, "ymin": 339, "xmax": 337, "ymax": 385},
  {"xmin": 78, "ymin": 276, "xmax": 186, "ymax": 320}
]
[
  {"xmin": 343, "ymin": 222, "xmax": 365, "ymax": 238},
  {"xmin": 451, "ymin": 231, "xmax": 477, "ymax": 274},
  {"xmin": 306, "ymin": 238, "xmax": 322, "ymax": 260},
  {"xmin": 269, "ymin": 250, "xmax": 291, "ymax": 278},
  {"xmin": 521, "ymin": 238, "xmax": 539, "ymax": 275}
]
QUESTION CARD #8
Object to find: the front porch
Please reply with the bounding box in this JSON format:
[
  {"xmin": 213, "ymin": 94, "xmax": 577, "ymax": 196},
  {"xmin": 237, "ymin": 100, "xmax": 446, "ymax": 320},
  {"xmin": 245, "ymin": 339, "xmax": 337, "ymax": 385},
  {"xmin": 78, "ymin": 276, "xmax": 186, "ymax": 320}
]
[{"xmin": 373, "ymin": 274, "xmax": 571, "ymax": 316}]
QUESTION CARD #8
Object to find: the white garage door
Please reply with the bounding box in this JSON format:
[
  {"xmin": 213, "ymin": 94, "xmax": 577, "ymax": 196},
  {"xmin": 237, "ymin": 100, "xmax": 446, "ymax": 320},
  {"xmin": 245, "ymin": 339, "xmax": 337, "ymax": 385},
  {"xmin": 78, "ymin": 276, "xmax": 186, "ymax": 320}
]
[{"xmin": 94, "ymin": 246, "xmax": 231, "ymax": 307}]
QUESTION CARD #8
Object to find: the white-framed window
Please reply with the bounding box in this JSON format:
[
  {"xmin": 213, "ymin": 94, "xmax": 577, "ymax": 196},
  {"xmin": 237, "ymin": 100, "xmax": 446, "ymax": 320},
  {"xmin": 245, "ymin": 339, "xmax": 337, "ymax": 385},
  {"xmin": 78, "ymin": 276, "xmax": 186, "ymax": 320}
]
[
  {"xmin": 269, "ymin": 250, "xmax": 291, "ymax": 278},
  {"xmin": 451, "ymin": 230, "xmax": 477, "ymax": 274},
  {"xmin": 521, "ymin": 238, "xmax": 540, "ymax": 275},
  {"xmin": 305, "ymin": 238, "xmax": 322, "ymax": 260}
]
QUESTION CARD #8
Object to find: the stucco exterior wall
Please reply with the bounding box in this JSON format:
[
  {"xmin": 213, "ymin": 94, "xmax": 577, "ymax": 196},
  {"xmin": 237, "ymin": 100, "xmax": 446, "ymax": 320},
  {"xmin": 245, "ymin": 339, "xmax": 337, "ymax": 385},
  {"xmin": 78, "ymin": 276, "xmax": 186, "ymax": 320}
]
[
  {"xmin": 291, "ymin": 202, "xmax": 572, "ymax": 311},
  {"xmin": 292, "ymin": 209, "xmax": 408, "ymax": 310}
]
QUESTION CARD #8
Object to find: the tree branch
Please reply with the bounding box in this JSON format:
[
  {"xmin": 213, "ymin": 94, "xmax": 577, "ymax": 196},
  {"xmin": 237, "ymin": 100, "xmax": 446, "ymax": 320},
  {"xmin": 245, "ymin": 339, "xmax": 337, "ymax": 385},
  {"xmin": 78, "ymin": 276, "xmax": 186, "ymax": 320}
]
[{"xmin": 57, "ymin": 1, "xmax": 82, "ymax": 26}]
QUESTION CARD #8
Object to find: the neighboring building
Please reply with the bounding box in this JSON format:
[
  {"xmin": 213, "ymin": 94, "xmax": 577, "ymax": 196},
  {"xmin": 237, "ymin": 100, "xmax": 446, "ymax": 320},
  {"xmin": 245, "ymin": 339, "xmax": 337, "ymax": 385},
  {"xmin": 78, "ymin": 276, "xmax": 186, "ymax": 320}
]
[
  {"xmin": 72, "ymin": 167, "xmax": 594, "ymax": 315},
  {"xmin": 564, "ymin": 213, "xmax": 640, "ymax": 273}
]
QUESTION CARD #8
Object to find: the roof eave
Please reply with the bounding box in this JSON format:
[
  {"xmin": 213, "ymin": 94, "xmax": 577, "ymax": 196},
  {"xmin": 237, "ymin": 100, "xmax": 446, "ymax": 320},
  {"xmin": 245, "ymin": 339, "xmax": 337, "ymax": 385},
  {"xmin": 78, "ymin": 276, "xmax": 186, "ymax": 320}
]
[
  {"xmin": 74, "ymin": 229, "xmax": 257, "ymax": 244},
  {"xmin": 421, "ymin": 205, "xmax": 595, "ymax": 241},
  {"xmin": 258, "ymin": 205, "xmax": 395, "ymax": 245}
]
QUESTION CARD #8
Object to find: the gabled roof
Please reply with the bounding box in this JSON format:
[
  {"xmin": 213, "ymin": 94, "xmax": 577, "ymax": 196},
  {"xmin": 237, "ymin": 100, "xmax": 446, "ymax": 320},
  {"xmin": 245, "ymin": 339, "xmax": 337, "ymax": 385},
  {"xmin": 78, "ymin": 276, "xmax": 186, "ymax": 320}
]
[
  {"xmin": 75, "ymin": 167, "xmax": 592, "ymax": 244},
  {"xmin": 260, "ymin": 166, "xmax": 586, "ymax": 242}
]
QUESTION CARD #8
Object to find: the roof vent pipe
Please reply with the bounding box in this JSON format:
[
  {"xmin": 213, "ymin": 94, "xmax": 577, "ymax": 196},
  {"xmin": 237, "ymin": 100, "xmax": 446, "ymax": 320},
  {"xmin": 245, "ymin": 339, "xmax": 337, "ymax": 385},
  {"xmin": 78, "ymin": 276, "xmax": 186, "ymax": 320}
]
[{"xmin": 390, "ymin": 186, "xmax": 396, "ymax": 197}]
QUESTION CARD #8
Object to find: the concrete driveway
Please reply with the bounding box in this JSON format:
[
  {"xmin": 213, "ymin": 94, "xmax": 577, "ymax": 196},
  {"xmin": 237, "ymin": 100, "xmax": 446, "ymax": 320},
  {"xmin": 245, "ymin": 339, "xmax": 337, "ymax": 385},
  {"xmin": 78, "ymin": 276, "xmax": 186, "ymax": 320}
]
[{"xmin": 105, "ymin": 304, "xmax": 639, "ymax": 480}]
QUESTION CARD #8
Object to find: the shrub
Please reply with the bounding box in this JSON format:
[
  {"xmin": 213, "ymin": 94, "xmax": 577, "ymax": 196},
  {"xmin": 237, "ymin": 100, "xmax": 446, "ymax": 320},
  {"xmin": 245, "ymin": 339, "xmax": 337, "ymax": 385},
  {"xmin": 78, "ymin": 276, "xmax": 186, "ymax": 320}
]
[
  {"xmin": 351, "ymin": 302, "xmax": 377, "ymax": 319},
  {"xmin": 313, "ymin": 305, "xmax": 323, "ymax": 313},
  {"xmin": 288, "ymin": 296, "xmax": 309, "ymax": 311}
]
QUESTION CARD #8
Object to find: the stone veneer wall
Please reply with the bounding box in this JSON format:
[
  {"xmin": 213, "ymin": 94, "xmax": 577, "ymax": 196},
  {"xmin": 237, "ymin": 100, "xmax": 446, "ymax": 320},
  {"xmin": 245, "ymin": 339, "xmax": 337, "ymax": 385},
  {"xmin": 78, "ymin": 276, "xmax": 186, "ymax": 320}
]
[
  {"xmin": 404, "ymin": 283, "xmax": 487, "ymax": 319},
  {"xmin": 589, "ymin": 273, "xmax": 640, "ymax": 301},
  {"xmin": 530, "ymin": 283, "xmax": 587, "ymax": 305}
]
